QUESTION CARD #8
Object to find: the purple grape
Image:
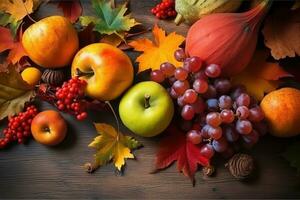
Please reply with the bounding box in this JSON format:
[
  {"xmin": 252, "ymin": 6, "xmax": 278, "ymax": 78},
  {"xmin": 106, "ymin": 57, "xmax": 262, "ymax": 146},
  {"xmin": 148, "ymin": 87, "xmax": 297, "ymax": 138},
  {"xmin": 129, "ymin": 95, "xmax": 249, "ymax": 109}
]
[
  {"xmin": 212, "ymin": 137, "xmax": 228, "ymax": 152},
  {"xmin": 206, "ymin": 98, "xmax": 219, "ymax": 112}
]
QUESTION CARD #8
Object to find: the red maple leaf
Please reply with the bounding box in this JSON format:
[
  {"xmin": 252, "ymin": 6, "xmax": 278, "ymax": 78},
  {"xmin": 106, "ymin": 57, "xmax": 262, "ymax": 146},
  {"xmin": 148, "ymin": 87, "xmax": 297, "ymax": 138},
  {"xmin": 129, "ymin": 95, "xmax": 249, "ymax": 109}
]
[
  {"xmin": 58, "ymin": 0, "xmax": 82, "ymax": 23},
  {"xmin": 155, "ymin": 125, "xmax": 209, "ymax": 183},
  {"xmin": 0, "ymin": 27, "xmax": 14, "ymax": 52},
  {"xmin": 0, "ymin": 26, "xmax": 27, "ymax": 65}
]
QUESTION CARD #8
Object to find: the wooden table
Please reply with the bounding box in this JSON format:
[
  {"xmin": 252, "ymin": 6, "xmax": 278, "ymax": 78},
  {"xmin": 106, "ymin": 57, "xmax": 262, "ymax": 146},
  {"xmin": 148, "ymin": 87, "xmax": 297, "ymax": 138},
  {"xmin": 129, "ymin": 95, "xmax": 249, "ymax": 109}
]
[{"xmin": 1, "ymin": 1, "xmax": 300, "ymax": 199}]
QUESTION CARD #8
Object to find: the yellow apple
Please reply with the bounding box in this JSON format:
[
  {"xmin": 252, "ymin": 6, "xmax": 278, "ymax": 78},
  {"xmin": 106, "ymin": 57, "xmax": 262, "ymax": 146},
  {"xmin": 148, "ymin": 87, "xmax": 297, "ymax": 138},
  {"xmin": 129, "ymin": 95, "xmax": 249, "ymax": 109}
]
[{"xmin": 71, "ymin": 43, "xmax": 134, "ymax": 101}]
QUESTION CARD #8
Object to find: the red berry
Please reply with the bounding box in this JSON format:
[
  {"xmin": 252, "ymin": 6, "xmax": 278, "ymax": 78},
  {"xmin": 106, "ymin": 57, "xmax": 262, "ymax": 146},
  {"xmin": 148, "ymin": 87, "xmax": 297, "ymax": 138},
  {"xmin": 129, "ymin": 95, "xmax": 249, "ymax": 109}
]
[
  {"xmin": 76, "ymin": 114, "xmax": 83, "ymax": 121},
  {"xmin": 80, "ymin": 112, "xmax": 87, "ymax": 119},
  {"xmin": 151, "ymin": 0, "xmax": 177, "ymax": 19},
  {"xmin": 55, "ymin": 78, "xmax": 88, "ymax": 120}
]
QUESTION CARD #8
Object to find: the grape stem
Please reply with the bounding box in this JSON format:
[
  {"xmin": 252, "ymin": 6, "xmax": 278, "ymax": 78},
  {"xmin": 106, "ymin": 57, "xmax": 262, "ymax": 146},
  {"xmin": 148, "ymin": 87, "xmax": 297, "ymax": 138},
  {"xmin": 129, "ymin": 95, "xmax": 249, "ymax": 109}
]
[
  {"xmin": 203, "ymin": 138, "xmax": 213, "ymax": 144},
  {"xmin": 144, "ymin": 94, "xmax": 151, "ymax": 109},
  {"xmin": 75, "ymin": 68, "xmax": 94, "ymax": 77},
  {"xmin": 105, "ymin": 101, "xmax": 120, "ymax": 140}
]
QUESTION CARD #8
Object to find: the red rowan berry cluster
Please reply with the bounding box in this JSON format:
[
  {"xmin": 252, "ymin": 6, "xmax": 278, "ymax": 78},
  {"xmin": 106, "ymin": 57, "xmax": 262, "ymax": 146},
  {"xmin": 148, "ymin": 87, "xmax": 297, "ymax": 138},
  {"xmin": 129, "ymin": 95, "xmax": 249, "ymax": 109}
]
[
  {"xmin": 151, "ymin": 0, "xmax": 177, "ymax": 19},
  {"xmin": 0, "ymin": 105, "xmax": 38, "ymax": 148},
  {"xmin": 55, "ymin": 77, "xmax": 88, "ymax": 121}
]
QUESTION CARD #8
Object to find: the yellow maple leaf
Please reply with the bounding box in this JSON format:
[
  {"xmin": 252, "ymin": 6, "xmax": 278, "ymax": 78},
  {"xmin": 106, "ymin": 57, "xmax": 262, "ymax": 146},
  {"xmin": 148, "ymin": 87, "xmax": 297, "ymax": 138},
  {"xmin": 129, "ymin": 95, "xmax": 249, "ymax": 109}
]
[
  {"xmin": 0, "ymin": 0, "xmax": 41, "ymax": 21},
  {"xmin": 231, "ymin": 50, "xmax": 292, "ymax": 100},
  {"xmin": 88, "ymin": 123, "xmax": 141, "ymax": 171},
  {"xmin": 129, "ymin": 24, "xmax": 185, "ymax": 73}
]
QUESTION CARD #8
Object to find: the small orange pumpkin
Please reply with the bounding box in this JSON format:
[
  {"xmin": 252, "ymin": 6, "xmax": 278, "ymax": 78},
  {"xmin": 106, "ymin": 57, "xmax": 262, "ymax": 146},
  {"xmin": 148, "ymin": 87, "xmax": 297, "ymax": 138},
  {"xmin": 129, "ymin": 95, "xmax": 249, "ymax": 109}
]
[{"xmin": 22, "ymin": 16, "xmax": 79, "ymax": 68}]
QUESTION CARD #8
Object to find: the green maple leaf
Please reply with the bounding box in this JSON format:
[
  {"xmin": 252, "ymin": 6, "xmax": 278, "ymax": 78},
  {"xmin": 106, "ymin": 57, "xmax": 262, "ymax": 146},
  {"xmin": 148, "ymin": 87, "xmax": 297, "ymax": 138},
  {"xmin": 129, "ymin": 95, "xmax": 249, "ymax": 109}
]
[
  {"xmin": 282, "ymin": 141, "xmax": 300, "ymax": 174},
  {"xmin": 0, "ymin": 66, "xmax": 35, "ymax": 120},
  {"xmin": 79, "ymin": 0, "xmax": 139, "ymax": 38},
  {"xmin": 0, "ymin": 11, "xmax": 21, "ymax": 37}
]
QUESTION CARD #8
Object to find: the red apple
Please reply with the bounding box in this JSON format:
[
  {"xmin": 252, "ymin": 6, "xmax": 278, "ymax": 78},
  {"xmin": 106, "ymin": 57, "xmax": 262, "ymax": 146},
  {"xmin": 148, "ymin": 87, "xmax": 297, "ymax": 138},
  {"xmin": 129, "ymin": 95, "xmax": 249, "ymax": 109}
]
[{"xmin": 31, "ymin": 110, "xmax": 67, "ymax": 146}]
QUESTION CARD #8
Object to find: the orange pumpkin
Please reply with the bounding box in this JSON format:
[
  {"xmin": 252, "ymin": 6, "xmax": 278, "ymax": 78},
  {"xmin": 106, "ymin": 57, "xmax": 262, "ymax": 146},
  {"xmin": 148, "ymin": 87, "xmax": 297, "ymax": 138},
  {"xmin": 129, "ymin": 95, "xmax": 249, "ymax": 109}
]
[{"xmin": 22, "ymin": 16, "xmax": 79, "ymax": 68}]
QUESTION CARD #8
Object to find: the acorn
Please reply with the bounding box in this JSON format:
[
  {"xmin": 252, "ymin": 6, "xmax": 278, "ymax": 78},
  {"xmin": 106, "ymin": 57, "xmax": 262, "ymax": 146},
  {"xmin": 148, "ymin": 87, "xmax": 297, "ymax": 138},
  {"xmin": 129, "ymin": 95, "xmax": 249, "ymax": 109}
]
[
  {"xmin": 225, "ymin": 153, "xmax": 255, "ymax": 180},
  {"xmin": 41, "ymin": 69, "xmax": 66, "ymax": 86}
]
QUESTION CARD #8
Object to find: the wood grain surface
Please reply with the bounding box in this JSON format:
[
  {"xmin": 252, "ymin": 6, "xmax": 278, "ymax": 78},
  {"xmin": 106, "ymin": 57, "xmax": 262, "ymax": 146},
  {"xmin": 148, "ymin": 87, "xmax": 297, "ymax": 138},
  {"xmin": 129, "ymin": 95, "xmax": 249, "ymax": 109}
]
[{"xmin": 1, "ymin": 0, "xmax": 300, "ymax": 199}]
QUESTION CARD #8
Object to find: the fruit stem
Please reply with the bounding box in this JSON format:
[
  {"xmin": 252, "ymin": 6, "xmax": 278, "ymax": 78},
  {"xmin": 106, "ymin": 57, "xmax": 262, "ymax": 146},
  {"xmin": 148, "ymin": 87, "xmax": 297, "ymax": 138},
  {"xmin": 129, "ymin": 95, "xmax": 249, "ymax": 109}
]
[
  {"xmin": 174, "ymin": 14, "xmax": 183, "ymax": 25},
  {"xmin": 105, "ymin": 101, "xmax": 120, "ymax": 139},
  {"xmin": 43, "ymin": 127, "xmax": 50, "ymax": 133},
  {"xmin": 144, "ymin": 94, "xmax": 151, "ymax": 109},
  {"xmin": 75, "ymin": 68, "xmax": 94, "ymax": 77},
  {"xmin": 22, "ymin": 0, "xmax": 37, "ymax": 23}
]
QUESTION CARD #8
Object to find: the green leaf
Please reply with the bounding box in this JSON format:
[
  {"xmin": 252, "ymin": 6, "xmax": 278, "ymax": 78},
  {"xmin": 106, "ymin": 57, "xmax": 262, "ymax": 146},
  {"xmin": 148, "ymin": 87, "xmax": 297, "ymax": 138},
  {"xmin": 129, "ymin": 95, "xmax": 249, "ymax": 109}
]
[
  {"xmin": 282, "ymin": 141, "xmax": 300, "ymax": 174},
  {"xmin": 9, "ymin": 19, "xmax": 21, "ymax": 37},
  {"xmin": 124, "ymin": 136, "xmax": 142, "ymax": 149},
  {"xmin": 0, "ymin": 11, "xmax": 12, "ymax": 26},
  {"xmin": 0, "ymin": 11, "xmax": 21, "ymax": 37},
  {"xmin": 0, "ymin": 67, "xmax": 35, "ymax": 120},
  {"xmin": 79, "ymin": 16, "xmax": 98, "ymax": 27},
  {"xmin": 79, "ymin": 0, "xmax": 139, "ymax": 38}
]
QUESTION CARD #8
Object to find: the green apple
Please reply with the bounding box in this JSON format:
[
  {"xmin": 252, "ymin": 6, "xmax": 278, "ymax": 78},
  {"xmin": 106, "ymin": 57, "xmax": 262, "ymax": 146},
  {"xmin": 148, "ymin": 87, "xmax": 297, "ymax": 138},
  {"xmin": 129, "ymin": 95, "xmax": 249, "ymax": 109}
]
[{"xmin": 119, "ymin": 81, "xmax": 174, "ymax": 137}]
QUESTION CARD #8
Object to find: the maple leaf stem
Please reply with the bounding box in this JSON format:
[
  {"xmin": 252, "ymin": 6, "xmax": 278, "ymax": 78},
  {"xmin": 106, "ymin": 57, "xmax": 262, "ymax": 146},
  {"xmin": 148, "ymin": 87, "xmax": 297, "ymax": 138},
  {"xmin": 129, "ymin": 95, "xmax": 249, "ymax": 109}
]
[
  {"xmin": 83, "ymin": 162, "xmax": 99, "ymax": 173},
  {"xmin": 111, "ymin": 0, "xmax": 116, "ymax": 8},
  {"xmin": 105, "ymin": 101, "xmax": 120, "ymax": 140},
  {"xmin": 21, "ymin": 0, "xmax": 37, "ymax": 23}
]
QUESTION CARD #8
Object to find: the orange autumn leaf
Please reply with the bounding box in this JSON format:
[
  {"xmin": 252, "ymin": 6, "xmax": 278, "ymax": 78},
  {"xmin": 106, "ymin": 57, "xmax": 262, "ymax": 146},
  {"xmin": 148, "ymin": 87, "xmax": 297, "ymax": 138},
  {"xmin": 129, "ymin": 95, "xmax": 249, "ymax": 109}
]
[
  {"xmin": 129, "ymin": 24, "xmax": 185, "ymax": 73},
  {"xmin": 0, "ymin": 26, "xmax": 27, "ymax": 65},
  {"xmin": 0, "ymin": 0, "xmax": 41, "ymax": 21},
  {"xmin": 262, "ymin": 7, "xmax": 300, "ymax": 60},
  {"xmin": 231, "ymin": 50, "xmax": 292, "ymax": 100},
  {"xmin": 7, "ymin": 41, "xmax": 27, "ymax": 64}
]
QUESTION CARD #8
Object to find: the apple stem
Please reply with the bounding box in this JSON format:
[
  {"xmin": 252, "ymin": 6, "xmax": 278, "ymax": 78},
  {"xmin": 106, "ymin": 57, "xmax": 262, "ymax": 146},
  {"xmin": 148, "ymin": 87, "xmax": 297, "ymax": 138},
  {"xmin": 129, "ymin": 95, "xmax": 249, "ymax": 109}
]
[
  {"xmin": 144, "ymin": 94, "xmax": 151, "ymax": 109},
  {"xmin": 75, "ymin": 68, "xmax": 94, "ymax": 77},
  {"xmin": 43, "ymin": 127, "xmax": 50, "ymax": 133},
  {"xmin": 105, "ymin": 101, "xmax": 120, "ymax": 139}
]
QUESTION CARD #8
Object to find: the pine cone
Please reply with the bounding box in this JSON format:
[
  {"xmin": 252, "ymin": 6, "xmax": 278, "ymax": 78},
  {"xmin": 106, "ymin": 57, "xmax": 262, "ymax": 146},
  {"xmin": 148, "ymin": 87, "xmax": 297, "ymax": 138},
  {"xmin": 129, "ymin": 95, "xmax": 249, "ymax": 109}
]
[
  {"xmin": 41, "ymin": 69, "xmax": 66, "ymax": 86},
  {"xmin": 225, "ymin": 153, "xmax": 255, "ymax": 179}
]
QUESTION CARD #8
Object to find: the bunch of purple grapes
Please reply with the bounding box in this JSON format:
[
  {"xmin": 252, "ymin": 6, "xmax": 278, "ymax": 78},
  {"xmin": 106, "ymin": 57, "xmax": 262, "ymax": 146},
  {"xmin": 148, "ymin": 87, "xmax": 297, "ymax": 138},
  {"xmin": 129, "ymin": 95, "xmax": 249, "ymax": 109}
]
[{"xmin": 150, "ymin": 48, "xmax": 267, "ymax": 160}]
